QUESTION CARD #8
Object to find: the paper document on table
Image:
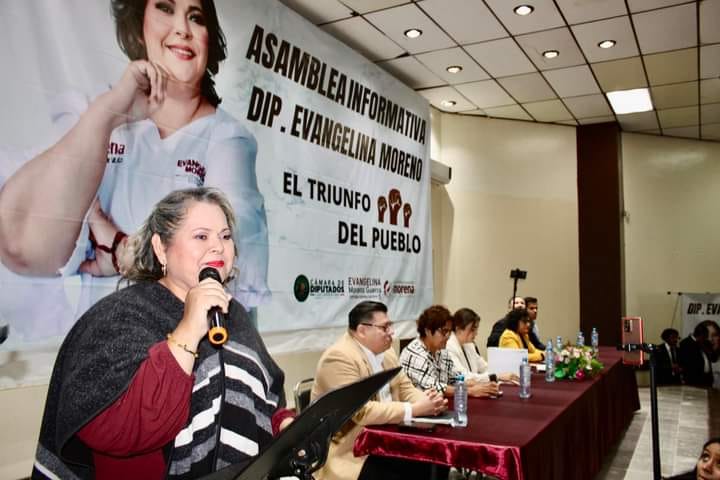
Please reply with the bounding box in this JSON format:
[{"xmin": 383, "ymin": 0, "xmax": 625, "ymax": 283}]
[
  {"xmin": 410, "ymin": 412, "xmax": 455, "ymax": 425},
  {"xmin": 487, "ymin": 347, "xmax": 528, "ymax": 376}
]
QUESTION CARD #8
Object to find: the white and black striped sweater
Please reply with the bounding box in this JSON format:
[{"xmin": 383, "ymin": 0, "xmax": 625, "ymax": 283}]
[{"xmin": 33, "ymin": 281, "xmax": 286, "ymax": 479}]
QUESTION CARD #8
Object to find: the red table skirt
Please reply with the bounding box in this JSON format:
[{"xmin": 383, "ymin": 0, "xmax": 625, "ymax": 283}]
[{"xmin": 354, "ymin": 347, "xmax": 639, "ymax": 480}]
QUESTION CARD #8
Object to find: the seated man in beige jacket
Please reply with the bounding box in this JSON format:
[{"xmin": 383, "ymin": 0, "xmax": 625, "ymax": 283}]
[{"xmin": 311, "ymin": 301, "xmax": 447, "ymax": 480}]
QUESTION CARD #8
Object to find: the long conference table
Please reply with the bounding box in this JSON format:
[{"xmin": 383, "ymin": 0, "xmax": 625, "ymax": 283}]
[{"xmin": 354, "ymin": 348, "xmax": 639, "ymax": 480}]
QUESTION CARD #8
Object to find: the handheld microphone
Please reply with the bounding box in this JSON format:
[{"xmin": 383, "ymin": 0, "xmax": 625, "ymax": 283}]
[{"xmin": 199, "ymin": 267, "xmax": 228, "ymax": 346}]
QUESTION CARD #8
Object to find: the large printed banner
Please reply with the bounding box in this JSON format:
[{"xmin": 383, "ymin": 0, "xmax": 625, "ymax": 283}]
[
  {"xmin": 681, "ymin": 293, "xmax": 720, "ymax": 337},
  {"xmin": 0, "ymin": 0, "xmax": 432, "ymax": 353}
]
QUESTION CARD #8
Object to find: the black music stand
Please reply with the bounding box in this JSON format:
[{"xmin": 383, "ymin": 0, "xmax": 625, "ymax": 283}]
[{"xmin": 199, "ymin": 367, "xmax": 401, "ymax": 480}]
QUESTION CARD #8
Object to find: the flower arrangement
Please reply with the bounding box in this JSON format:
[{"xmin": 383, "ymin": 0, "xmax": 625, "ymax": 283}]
[{"xmin": 553, "ymin": 345, "xmax": 604, "ymax": 380}]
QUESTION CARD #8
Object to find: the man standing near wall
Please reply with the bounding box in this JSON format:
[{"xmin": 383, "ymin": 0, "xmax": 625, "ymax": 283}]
[
  {"xmin": 311, "ymin": 301, "xmax": 446, "ymax": 480},
  {"xmin": 487, "ymin": 296, "xmax": 526, "ymax": 347}
]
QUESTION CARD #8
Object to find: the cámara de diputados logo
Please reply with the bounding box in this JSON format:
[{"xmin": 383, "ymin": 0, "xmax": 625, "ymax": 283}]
[
  {"xmin": 293, "ymin": 274, "xmax": 345, "ymax": 302},
  {"xmin": 293, "ymin": 274, "xmax": 310, "ymax": 302}
]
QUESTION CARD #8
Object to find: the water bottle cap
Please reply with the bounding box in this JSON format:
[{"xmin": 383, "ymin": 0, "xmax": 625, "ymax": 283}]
[{"xmin": 456, "ymin": 374, "xmax": 464, "ymax": 382}]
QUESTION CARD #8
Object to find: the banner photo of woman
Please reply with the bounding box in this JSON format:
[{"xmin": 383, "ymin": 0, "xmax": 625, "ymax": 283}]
[{"xmin": 0, "ymin": 0, "xmax": 432, "ymax": 355}]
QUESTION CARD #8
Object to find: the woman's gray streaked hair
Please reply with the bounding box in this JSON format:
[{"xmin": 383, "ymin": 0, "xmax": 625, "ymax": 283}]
[{"xmin": 122, "ymin": 187, "xmax": 237, "ymax": 283}]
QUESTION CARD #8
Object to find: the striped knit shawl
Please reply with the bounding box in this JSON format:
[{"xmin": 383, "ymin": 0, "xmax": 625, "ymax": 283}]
[{"xmin": 33, "ymin": 281, "xmax": 285, "ymax": 479}]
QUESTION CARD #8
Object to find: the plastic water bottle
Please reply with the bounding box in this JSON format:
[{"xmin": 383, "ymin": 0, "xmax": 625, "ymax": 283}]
[
  {"xmin": 453, "ymin": 374, "xmax": 468, "ymax": 427},
  {"xmin": 556, "ymin": 335, "xmax": 563, "ymax": 352},
  {"xmin": 519, "ymin": 358, "xmax": 532, "ymax": 399},
  {"xmin": 545, "ymin": 339, "xmax": 555, "ymax": 382},
  {"xmin": 591, "ymin": 327, "xmax": 599, "ymax": 356},
  {"xmin": 576, "ymin": 331, "xmax": 585, "ymax": 348}
]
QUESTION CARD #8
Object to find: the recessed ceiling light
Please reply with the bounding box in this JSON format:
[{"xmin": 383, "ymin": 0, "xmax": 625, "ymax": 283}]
[
  {"xmin": 441, "ymin": 100, "xmax": 457, "ymax": 108},
  {"xmin": 404, "ymin": 28, "xmax": 423, "ymax": 39},
  {"xmin": 446, "ymin": 65, "xmax": 463, "ymax": 74},
  {"xmin": 514, "ymin": 5, "xmax": 534, "ymax": 16},
  {"xmin": 598, "ymin": 40, "xmax": 616, "ymax": 49},
  {"xmin": 542, "ymin": 50, "xmax": 559, "ymax": 59},
  {"xmin": 606, "ymin": 88, "xmax": 653, "ymax": 115}
]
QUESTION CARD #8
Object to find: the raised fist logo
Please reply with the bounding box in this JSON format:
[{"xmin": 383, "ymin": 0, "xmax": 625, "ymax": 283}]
[
  {"xmin": 377, "ymin": 196, "xmax": 387, "ymax": 223},
  {"xmin": 403, "ymin": 203, "xmax": 412, "ymax": 228},
  {"xmin": 388, "ymin": 189, "xmax": 402, "ymax": 225},
  {"xmin": 377, "ymin": 188, "xmax": 413, "ymax": 228}
]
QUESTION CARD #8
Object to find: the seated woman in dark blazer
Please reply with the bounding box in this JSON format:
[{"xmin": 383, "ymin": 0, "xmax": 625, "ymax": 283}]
[{"xmin": 499, "ymin": 308, "xmax": 545, "ymax": 363}]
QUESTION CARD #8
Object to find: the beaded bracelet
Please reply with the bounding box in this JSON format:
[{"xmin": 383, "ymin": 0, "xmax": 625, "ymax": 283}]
[{"xmin": 167, "ymin": 333, "xmax": 198, "ymax": 358}]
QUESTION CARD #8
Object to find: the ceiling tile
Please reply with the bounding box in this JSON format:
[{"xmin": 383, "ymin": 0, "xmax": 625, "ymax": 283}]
[
  {"xmin": 417, "ymin": 0, "xmax": 507, "ymax": 44},
  {"xmin": 662, "ymin": 126, "xmax": 700, "ymax": 139},
  {"xmin": 377, "ymin": 56, "xmax": 446, "ymax": 88},
  {"xmin": 617, "ymin": 111, "xmax": 658, "ymax": 131},
  {"xmin": 341, "ymin": 0, "xmax": 408, "ymax": 14},
  {"xmin": 701, "ymin": 104, "xmax": 720, "ymax": 124},
  {"xmin": 516, "ymin": 28, "xmax": 586, "ymax": 71},
  {"xmin": 484, "ymin": 0, "xmax": 565, "ymax": 35},
  {"xmin": 702, "ymin": 123, "xmax": 720, "ymax": 141},
  {"xmin": 700, "ymin": 0, "xmax": 720, "ymax": 44},
  {"xmin": 555, "ymin": 0, "xmax": 628, "ymax": 24},
  {"xmin": 644, "ymin": 48, "xmax": 698, "ymax": 86},
  {"xmin": 657, "ymin": 106, "xmax": 699, "ymax": 128},
  {"xmin": 365, "ymin": 4, "xmax": 455, "ymax": 54},
  {"xmin": 415, "ymin": 48, "xmax": 489, "ymax": 84},
  {"xmin": 483, "ymin": 104, "xmax": 533, "ymax": 121},
  {"xmin": 701, "ymin": 79, "xmax": 720, "ymax": 104},
  {"xmin": 543, "ymin": 65, "xmax": 601, "ymax": 97},
  {"xmin": 627, "ymin": 0, "xmax": 694, "ymax": 13},
  {"xmin": 632, "ymin": 3, "xmax": 697, "ymax": 54},
  {"xmin": 592, "ymin": 57, "xmax": 648, "ymax": 91},
  {"xmin": 279, "ymin": 0, "xmax": 353, "ymax": 24},
  {"xmin": 523, "ymin": 99, "xmax": 573, "ymax": 122},
  {"xmin": 418, "ymin": 86, "xmax": 476, "ymax": 112},
  {"xmin": 564, "ymin": 94, "xmax": 613, "ymax": 119},
  {"xmin": 651, "ymin": 82, "xmax": 699, "ymax": 110},
  {"xmin": 701, "ymin": 45, "xmax": 720, "ymax": 80},
  {"xmin": 322, "ymin": 17, "xmax": 405, "ymax": 61},
  {"xmin": 497, "ymin": 73, "xmax": 556, "ymax": 103},
  {"xmin": 571, "ymin": 16, "xmax": 639, "ymax": 63},
  {"xmin": 455, "ymin": 79, "xmax": 515, "ymax": 108},
  {"xmin": 578, "ymin": 115, "xmax": 617, "ymax": 125},
  {"xmin": 465, "ymin": 38, "xmax": 537, "ymax": 78}
]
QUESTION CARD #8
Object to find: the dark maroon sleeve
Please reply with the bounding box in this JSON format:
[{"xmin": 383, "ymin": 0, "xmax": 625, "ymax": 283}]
[
  {"xmin": 271, "ymin": 408, "xmax": 296, "ymax": 436},
  {"xmin": 77, "ymin": 341, "xmax": 195, "ymax": 456}
]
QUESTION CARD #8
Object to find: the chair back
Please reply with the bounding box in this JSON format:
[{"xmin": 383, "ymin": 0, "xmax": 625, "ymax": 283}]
[{"xmin": 293, "ymin": 377, "xmax": 315, "ymax": 413}]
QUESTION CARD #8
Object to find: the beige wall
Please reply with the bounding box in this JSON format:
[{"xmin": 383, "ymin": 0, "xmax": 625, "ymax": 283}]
[
  {"xmin": 622, "ymin": 132, "xmax": 720, "ymax": 344},
  {"xmin": 431, "ymin": 112, "xmax": 580, "ymax": 355}
]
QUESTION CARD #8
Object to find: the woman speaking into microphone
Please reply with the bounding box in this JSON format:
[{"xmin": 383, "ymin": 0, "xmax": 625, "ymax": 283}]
[{"xmin": 33, "ymin": 188, "xmax": 292, "ymax": 480}]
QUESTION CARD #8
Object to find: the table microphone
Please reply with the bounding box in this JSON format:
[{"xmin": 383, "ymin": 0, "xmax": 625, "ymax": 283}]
[{"xmin": 199, "ymin": 267, "xmax": 228, "ymax": 346}]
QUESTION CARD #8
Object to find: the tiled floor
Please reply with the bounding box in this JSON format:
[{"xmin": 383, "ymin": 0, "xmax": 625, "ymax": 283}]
[{"xmin": 595, "ymin": 385, "xmax": 718, "ymax": 479}]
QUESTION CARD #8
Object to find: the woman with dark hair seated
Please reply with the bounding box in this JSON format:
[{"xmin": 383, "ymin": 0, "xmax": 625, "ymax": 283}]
[
  {"xmin": 499, "ymin": 308, "xmax": 545, "ymax": 362},
  {"xmin": 400, "ymin": 305, "xmax": 500, "ymax": 398},
  {"xmin": 666, "ymin": 437, "xmax": 720, "ymax": 479},
  {"xmin": 447, "ymin": 308, "xmax": 518, "ymax": 384}
]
